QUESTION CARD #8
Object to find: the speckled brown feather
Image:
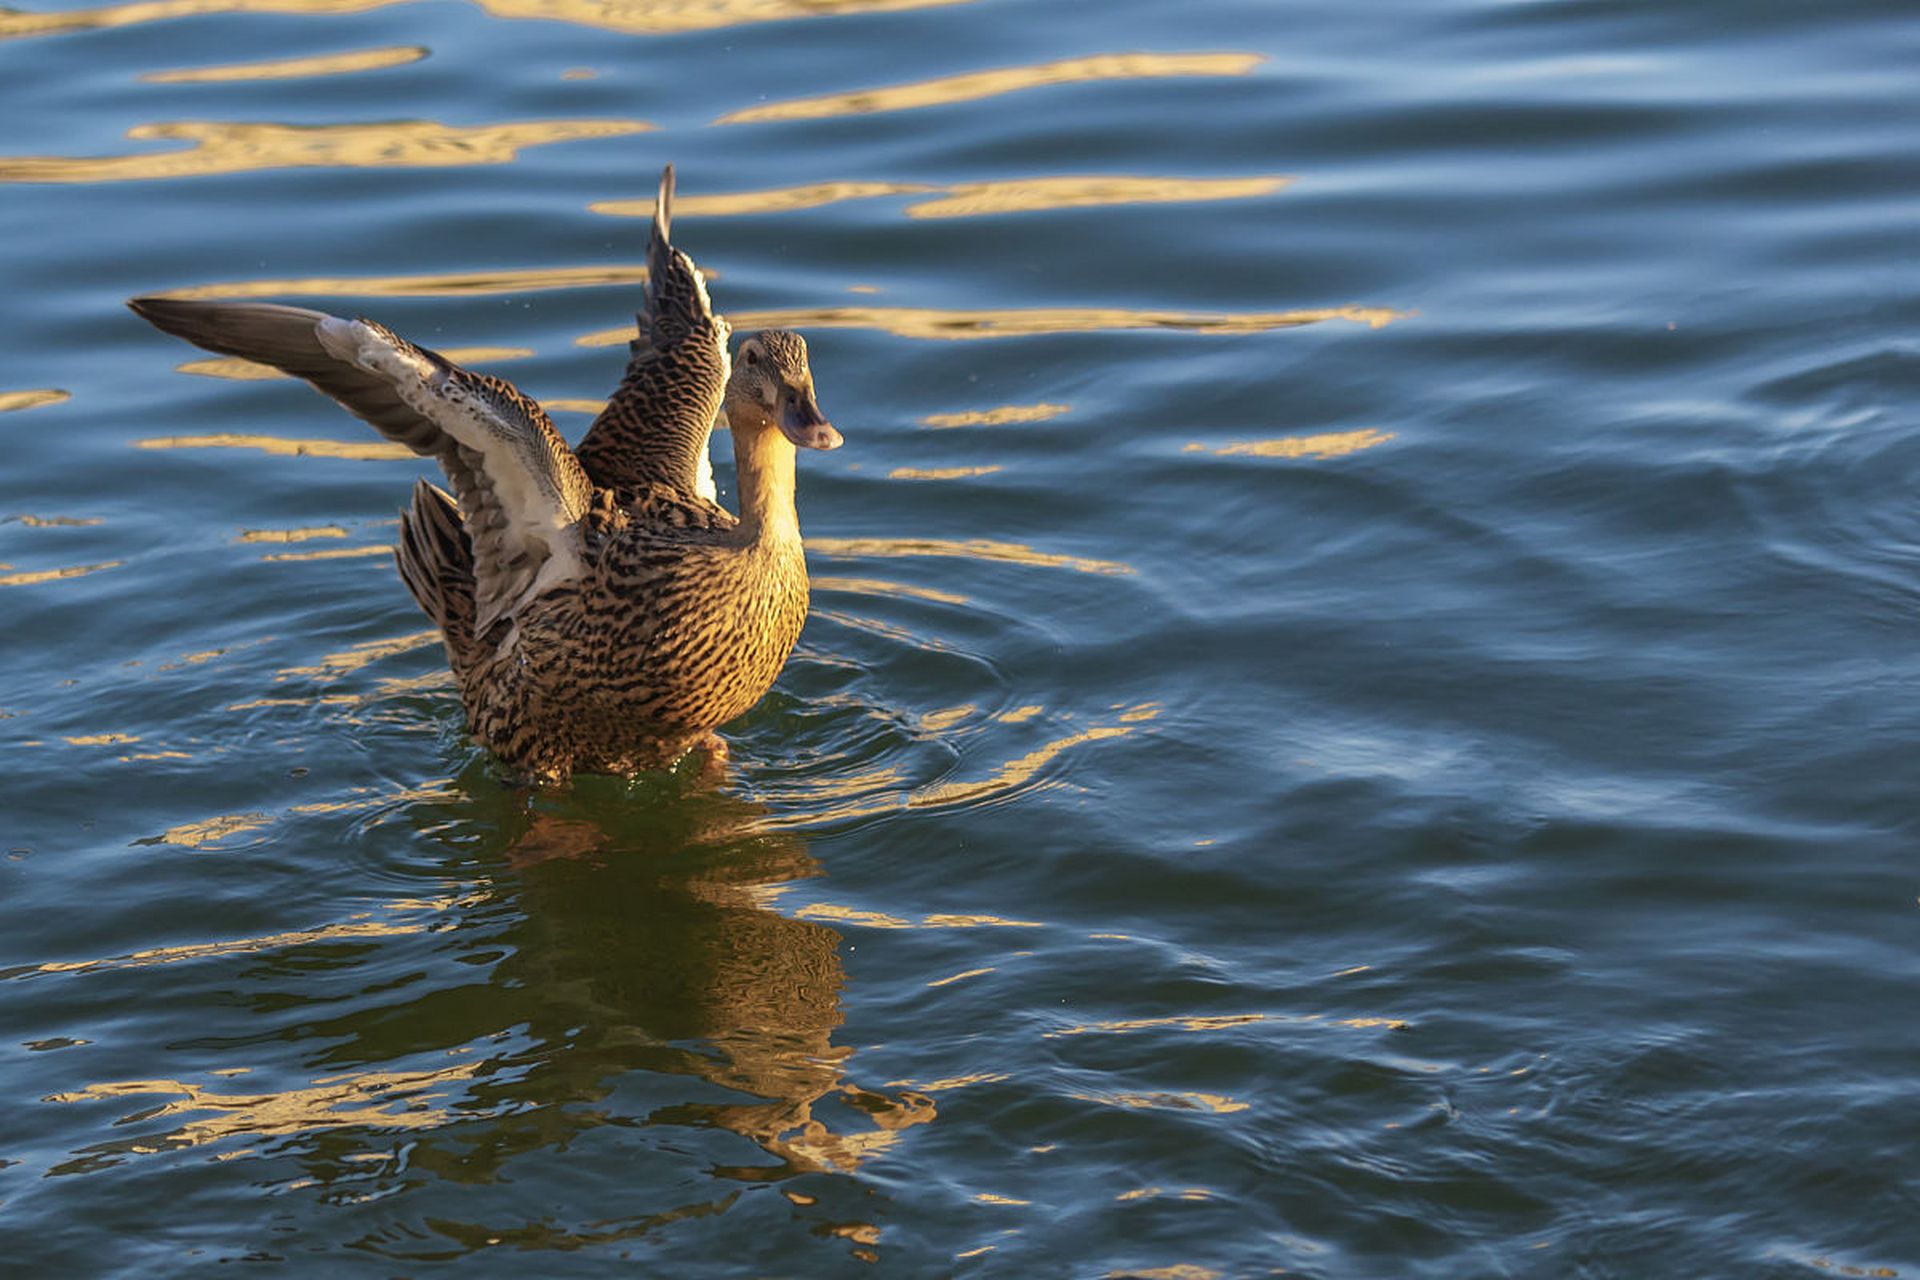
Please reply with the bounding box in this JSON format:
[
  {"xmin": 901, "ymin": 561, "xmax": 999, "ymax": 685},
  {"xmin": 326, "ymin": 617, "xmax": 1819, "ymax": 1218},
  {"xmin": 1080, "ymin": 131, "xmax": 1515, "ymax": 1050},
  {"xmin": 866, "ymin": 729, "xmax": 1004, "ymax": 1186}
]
[
  {"xmin": 574, "ymin": 164, "xmax": 731, "ymax": 502},
  {"xmin": 453, "ymin": 519, "xmax": 809, "ymax": 781},
  {"xmin": 396, "ymin": 479, "xmax": 474, "ymax": 658}
]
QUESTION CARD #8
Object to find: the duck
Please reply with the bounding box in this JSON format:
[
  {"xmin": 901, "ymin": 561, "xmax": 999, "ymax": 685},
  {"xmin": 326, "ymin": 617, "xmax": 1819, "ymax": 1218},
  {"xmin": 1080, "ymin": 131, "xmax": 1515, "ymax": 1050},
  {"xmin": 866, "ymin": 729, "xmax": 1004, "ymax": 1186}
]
[{"xmin": 129, "ymin": 165, "xmax": 842, "ymax": 784}]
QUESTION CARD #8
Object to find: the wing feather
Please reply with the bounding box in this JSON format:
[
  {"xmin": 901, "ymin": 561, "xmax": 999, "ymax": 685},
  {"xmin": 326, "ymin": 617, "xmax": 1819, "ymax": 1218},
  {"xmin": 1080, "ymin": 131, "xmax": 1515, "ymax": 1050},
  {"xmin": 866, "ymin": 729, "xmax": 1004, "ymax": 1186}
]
[
  {"xmin": 573, "ymin": 164, "xmax": 730, "ymax": 502},
  {"xmin": 130, "ymin": 296, "xmax": 592, "ymax": 636}
]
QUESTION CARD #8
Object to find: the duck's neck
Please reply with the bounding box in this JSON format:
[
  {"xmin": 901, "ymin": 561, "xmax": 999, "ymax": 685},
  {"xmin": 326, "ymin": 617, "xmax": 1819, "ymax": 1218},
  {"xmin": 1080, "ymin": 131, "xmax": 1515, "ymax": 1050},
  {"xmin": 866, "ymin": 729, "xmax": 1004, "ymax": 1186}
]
[{"xmin": 732, "ymin": 421, "xmax": 800, "ymax": 545}]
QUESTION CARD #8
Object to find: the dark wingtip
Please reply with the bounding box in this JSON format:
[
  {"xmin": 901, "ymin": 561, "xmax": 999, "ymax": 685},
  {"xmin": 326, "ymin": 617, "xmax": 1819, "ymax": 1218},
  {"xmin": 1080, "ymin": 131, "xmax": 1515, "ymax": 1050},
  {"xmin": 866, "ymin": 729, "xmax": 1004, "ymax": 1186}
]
[{"xmin": 126, "ymin": 295, "xmax": 203, "ymax": 335}]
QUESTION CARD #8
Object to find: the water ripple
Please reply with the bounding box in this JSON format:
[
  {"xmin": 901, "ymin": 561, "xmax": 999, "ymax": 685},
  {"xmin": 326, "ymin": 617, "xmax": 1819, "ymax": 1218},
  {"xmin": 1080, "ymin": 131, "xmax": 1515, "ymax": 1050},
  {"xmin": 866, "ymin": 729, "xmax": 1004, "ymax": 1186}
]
[
  {"xmin": 714, "ymin": 52, "xmax": 1265, "ymax": 124},
  {"xmin": 0, "ymin": 119, "xmax": 650, "ymax": 183},
  {"xmin": 139, "ymin": 44, "xmax": 426, "ymax": 83},
  {"xmin": 578, "ymin": 303, "xmax": 1403, "ymax": 346},
  {"xmin": 0, "ymin": 0, "xmax": 971, "ymax": 39}
]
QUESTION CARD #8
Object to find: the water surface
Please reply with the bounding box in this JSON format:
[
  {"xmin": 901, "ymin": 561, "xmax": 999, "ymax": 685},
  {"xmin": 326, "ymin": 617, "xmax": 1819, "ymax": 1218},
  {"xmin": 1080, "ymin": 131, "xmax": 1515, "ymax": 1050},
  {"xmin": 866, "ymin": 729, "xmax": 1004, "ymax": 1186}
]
[{"xmin": 3, "ymin": 0, "xmax": 1918, "ymax": 1274}]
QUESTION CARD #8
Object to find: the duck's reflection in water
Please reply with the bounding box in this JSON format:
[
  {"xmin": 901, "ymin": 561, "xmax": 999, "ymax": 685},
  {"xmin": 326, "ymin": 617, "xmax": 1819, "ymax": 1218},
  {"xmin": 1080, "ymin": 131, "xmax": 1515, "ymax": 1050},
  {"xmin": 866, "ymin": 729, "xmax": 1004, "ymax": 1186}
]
[
  {"xmin": 37, "ymin": 783, "xmax": 926, "ymax": 1261},
  {"xmin": 441, "ymin": 783, "xmax": 933, "ymax": 1181}
]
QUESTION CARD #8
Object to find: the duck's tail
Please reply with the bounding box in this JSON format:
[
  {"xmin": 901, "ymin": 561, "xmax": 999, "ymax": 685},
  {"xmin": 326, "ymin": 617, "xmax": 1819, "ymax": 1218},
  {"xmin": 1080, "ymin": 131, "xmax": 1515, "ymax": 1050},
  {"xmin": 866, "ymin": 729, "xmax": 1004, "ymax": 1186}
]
[{"xmin": 396, "ymin": 479, "xmax": 477, "ymax": 662}]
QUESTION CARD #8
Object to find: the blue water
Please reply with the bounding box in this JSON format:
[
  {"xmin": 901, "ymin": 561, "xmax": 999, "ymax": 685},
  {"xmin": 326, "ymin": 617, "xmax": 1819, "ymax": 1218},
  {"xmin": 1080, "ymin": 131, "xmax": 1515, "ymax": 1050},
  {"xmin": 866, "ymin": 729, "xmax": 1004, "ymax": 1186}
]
[{"xmin": 3, "ymin": 0, "xmax": 1918, "ymax": 1274}]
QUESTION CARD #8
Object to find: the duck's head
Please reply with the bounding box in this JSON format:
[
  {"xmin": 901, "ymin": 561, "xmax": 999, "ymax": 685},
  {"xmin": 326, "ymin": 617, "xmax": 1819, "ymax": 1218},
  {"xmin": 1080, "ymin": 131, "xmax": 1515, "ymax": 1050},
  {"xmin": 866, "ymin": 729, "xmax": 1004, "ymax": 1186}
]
[{"xmin": 726, "ymin": 330, "xmax": 842, "ymax": 451}]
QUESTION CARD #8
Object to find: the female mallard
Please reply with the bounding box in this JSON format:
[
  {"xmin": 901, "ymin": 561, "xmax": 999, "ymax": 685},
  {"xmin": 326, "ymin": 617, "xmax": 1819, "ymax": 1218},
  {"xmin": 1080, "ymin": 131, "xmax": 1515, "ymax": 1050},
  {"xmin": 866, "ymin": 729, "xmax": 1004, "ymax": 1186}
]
[{"xmin": 130, "ymin": 166, "xmax": 841, "ymax": 783}]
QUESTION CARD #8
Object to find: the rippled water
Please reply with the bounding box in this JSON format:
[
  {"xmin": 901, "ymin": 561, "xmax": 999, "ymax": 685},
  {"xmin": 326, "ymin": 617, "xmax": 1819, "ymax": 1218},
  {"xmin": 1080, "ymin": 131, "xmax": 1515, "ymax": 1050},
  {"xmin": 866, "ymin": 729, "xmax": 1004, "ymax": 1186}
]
[{"xmin": 4, "ymin": 0, "xmax": 1918, "ymax": 1274}]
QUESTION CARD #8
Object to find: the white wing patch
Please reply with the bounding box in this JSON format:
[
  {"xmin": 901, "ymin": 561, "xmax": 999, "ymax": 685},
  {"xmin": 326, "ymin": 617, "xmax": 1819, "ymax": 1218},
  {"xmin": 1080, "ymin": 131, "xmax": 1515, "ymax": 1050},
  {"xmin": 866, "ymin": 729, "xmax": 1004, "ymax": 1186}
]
[
  {"xmin": 689, "ymin": 256, "xmax": 716, "ymax": 316},
  {"xmin": 318, "ymin": 317, "xmax": 589, "ymax": 635},
  {"xmin": 695, "ymin": 314, "xmax": 732, "ymax": 503},
  {"xmin": 694, "ymin": 437, "xmax": 717, "ymax": 503}
]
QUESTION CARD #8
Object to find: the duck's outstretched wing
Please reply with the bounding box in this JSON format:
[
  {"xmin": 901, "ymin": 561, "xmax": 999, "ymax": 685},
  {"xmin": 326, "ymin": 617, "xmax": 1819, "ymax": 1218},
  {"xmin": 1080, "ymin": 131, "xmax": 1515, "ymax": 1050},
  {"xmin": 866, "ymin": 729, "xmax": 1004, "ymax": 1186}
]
[
  {"xmin": 573, "ymin": 164, "xmax": 730, "ymax": 502},
  {"xmin": 129, "ymin": 297, "xmax": 593, "ymax": 637}
]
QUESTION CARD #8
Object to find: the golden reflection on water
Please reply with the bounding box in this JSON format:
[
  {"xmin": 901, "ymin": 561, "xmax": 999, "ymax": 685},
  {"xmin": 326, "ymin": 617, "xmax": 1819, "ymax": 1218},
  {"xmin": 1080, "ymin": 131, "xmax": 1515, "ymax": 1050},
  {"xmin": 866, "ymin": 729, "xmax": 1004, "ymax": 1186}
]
[
  {"xmin": 809, "ymin": 609, "xmax": 965, "ymax": 663},
  {"xmin": 926, "ymin": 966, "xmax": 994, "ymax": 987},
  {"xmin": 582, "ymin": 304, "xmax": 1401, "ymax": 346},
  {"xmin": 260, "ymin": 544, "xmax": 392, "ymax": 562},
  {"xmin": 808, "ymin": 536, "xmax": 1130, "ymax": 576},
  {"xmin": 811, "ymin": 575, "xmax": 970, "ymax": 606},
  {"xmin": 468, "ymin": 0, "xmax": 967, "ymax": 35},
  {"xmin": 888, "ymin": 465, "xmax": 1002, "ymax": 480},
  {"xmin": 885, "ymin": 1072, "xmax": 1009, "ymax": 1093},
  {"xmin": 1048, "ymin": 1010, "xmax": 1410, "ymax": 1038},
  {"xmin": 46, "ymin": 1060, "xmax": 483, "ymax": 1162},
  {"xmin": 284, "ymin": 782, "xmax": 454, "ymax": 816},
  {"xmin": 1072, "ymin": 1089, "xmax": 1248, "ymax": 1115},
  {"xmin": 0, "ymin": 389, "xmax": 69, "ymax": 413},
  {"xmin": 158, "ymin": 638, "xmax": 269, "ymax": 670},
  {"xmin": 155, "ymin": 266, "xmax": 651, "ymax": 301},
  {"xmin": 276, "ymin": 629, "xmax": 439, "ymax": 681},
  {"xmin": 4, "ymin": 917, "xmax": 423, "ymax": 979},
  {"xmin": 0, "ymin": 561, "xmax": 121, "ymax": 587},
  {"xmin": 140, "ymin": 44, "xmax": 426, "ymax": 83},
  {"xmin": 754, "ymin": 764, "xmax": 911, "ymax": 827},
  {"xmin": 1184, "ymin": 428, "xmax": 1395, "ymax": 460},
  {"xmin": 0, "ymin": 119, "xmax": 651, "ymax": 184},
  {"xmin": 591, "ymin": 180, "xmax": 930, "ymax": 220},
  {"xmin": 145, "ymin": 780, "xmax": 456, "ymax": 848},
  {"xmin": 172, "ymin": 345, "xmax": 530, "ymax": 381},
  {"xmin": 1791, "ymin": 1255, "xmax": 1902, "ymax": 1278},
  {"xmin": 910, "ymin": 714, "xmax": 1147, "ymax": 810},
  {"xmin": 716, "ymin": 52, "xmax": 1264, "ymax": 124},
  {"xmin": 13, "ymin": 516, "xmax": 92, "ymax": 530},
  {"xmin": 0, "ymin": 0, "xmax": 394, "ymax": 40},
  {"xmin": 1052, "ymin": 1013, "xmax": 1261, "ymax": 1037},
  {"xmin": 594, "ymin": 172, "xmax": 1284, "ymax": 223},
  {"xmin": 226, "ymin": 669, "xmax": 449, "ymax": 713},
  {"xmin": 919, "ymin": 703, "xmax": 975, "ymax": 732},
  {"xmin": 765, "ymin": 704, "xmax": 1158, "ymax": 829},
  {"xmin": 0, "ymin": 0, "xmax": 971, "ymax": 38},
  {"xmin": 907, "ymin": 175, "xmax": 1289, "ymax": 219},
  {"xmin": 542, "ymin": 397, "xmax": 609, "ymax": 416},
  {"xmin": 239, "ymin": 525, "xmax": 347, "ymax": 543},
  {"xmin": 922, "ymin": 401, "xmax": 1069, "ymax": 429},
  {"xmin": 1116, "ymin": 1187, "xmax": 1214, "ymax": 1202},
  {"xmin": 135, "ymin": 433, "xmax": 413, "ymax": 460},
  {"xmin": 174, "ymin": 358, "xmax": 296, "ymax": 382},
  {"xmin": 153, "ymin": 807, "xmax": 316, "ymax": 850},
  {"xmin": 791, "ymin": 903, "xmax": 1043, "ymax": 930}
]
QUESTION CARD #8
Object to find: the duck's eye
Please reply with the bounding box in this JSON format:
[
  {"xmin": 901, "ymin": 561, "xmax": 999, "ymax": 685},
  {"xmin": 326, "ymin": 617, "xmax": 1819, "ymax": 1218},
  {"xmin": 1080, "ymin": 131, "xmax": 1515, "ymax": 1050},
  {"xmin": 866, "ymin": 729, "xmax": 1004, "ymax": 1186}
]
[{"xmin": 743, "ymin": 348, "xmax": 759, "ymax": 366}]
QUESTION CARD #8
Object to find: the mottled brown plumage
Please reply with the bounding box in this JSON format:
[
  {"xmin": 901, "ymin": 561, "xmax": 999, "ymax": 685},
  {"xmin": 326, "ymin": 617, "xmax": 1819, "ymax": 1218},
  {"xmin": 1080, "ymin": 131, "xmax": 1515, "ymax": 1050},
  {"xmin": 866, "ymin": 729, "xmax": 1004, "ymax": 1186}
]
[
  {"xmin": 128, "ymin": 167, "xmax": 842, "ymax": 783},
  {"xmin": 574, "ymin": 166, "xmax": 731, "ymax": 505}
]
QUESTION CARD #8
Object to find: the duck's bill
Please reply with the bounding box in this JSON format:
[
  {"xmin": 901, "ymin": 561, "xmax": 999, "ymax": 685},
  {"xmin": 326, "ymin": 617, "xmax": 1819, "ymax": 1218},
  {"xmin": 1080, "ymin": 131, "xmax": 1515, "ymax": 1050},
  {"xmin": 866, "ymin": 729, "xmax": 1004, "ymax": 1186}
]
[{"xmin": 780, "ymin": 394, "xmax": 843, "ymax": 450}]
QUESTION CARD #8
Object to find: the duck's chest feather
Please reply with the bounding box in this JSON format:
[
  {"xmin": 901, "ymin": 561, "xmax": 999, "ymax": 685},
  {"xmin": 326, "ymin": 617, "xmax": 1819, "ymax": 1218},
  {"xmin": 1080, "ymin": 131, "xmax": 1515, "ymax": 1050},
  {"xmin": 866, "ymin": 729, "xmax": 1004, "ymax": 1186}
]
[{"xmin": 462, "ymin": 530, "xmax": 809, "ymax": 775}]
